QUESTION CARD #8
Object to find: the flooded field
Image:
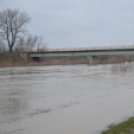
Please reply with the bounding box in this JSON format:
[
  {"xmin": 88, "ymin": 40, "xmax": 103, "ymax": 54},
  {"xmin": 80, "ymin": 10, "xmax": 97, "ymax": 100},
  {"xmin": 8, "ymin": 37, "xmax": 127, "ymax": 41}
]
[{"xmin": 0, "ymin": 64, "xmax": 134, "ymax": 134}]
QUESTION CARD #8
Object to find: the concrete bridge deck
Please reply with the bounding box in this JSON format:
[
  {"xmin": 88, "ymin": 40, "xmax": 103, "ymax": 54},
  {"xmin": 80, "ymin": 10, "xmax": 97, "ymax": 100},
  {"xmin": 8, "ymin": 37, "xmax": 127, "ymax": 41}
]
[
  {"xmin": 40, "ymin": 45, "xmax": 134, "ymax": 52},
  {"xmin": 29, "ymin": 46, "xmax": 134, "ymax": 58}
]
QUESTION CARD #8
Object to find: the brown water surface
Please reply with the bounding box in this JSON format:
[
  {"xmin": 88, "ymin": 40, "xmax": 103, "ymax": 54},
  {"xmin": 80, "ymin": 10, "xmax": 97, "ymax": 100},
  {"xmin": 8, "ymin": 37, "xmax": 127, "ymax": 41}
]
[{"xmin": 0, "ymin": 65, "xmax": 134, "ymax": 134}]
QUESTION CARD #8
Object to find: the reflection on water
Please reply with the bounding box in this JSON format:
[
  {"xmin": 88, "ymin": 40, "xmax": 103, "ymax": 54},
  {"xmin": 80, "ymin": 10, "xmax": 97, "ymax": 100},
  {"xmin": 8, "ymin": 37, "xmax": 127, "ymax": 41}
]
[
  {"xmin": 3, "ymin": 92, "xmax": 28, "ymax": 115},
  {"xmin": 0, "ymin": 73, "xmax": 32, "ymax": 125},
  {"xmin": 0, "ymin": 65, "xmax": 134, "ymax": 134}
]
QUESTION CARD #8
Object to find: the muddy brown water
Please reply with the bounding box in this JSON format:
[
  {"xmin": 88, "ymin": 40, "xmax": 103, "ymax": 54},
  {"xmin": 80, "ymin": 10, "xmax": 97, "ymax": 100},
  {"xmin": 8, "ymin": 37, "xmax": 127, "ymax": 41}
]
[{"xmin": 0, "ymin": 65, "xmax": 134, "ymax": 134}]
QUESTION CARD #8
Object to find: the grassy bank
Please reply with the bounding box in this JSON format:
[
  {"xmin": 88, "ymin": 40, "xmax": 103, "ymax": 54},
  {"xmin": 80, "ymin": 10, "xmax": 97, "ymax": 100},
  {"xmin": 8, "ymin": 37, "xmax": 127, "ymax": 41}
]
[
  {"xmin": 102, "ymin": 117, "xmax": 134, "ymax": 134},
  {"xmin": 0, "ymin": 54, "xmax": 45, "ymax": 67}
]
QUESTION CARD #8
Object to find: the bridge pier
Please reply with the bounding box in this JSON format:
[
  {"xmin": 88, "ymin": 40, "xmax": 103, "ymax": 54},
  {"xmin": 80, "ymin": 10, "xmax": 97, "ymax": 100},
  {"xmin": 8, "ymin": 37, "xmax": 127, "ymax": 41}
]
[{"xmin": 87, "ymin": 56, "xmax": 99, "ymax": 65}]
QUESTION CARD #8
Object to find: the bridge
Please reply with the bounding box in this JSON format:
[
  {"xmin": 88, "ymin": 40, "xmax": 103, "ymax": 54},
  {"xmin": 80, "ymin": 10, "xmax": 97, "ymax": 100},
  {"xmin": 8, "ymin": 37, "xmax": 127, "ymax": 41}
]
[
  {"xmin": 29, "ymin": 46, "xmax": 134, "ymax": 57},
  {"xmin": 26, "ymin": 45, "xmax": 134, "ymax": 65}
]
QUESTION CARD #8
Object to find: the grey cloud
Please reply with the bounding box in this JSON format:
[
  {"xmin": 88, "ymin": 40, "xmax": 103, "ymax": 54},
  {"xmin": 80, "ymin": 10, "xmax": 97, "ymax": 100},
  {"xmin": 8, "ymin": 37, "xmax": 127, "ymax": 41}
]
[{"xmin": 0, "ymin": 0, "xmax": 134, "ymax": 48}]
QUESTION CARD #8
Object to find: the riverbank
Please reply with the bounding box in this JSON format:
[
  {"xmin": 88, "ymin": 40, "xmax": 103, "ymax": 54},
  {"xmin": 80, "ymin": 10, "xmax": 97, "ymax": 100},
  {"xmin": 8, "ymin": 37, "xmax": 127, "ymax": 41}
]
[
  {"xmin": 0, "ymin": 53, "xmax": 49, "ymax": 67},
  {"xmin": 1, "ymin": 53, "xmax": 134, "ymax": 67},
  {"xmin": 0, "ymin": 53, "xmax": 26, "ymax": 67},
  {"xmin": 102, "ymin": 117, "xmax": 134, "ymax": 134},
  {"xmin": 0, "ymin": 54, "xmax": 86, "ymax": 67},
  {"xmin": 0, "ymin": 54, "xmax": 68, "ymax": 67}
]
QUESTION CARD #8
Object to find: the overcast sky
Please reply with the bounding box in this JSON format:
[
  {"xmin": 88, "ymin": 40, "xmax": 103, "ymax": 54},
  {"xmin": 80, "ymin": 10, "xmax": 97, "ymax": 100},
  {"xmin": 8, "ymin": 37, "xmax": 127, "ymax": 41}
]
[{"xmin": 0, "ymin": 0, "xmax": 134, "ymax": 48}]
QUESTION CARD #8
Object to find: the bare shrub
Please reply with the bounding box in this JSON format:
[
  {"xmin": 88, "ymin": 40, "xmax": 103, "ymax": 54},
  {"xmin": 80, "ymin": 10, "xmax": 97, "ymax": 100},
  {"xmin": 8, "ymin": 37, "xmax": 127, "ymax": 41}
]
[
  {"xmin": 99, "ymin": 55, "xmax": 134, "ymax": 65},
  {"xmin": 111, "ymin": 62, "xmax": 134, "ymax": 72},
  {"xmin": 16, "ymin": 35, "xmax": 37, "ymax": 51},
  {"xmin": 36, "ymin": 36, "xmax": 47, "ymax": 52}
]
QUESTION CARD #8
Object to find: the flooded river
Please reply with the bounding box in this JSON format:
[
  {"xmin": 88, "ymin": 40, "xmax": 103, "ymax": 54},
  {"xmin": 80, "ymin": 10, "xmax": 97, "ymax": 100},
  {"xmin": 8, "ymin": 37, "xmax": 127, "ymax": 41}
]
[{"xmin": 0, "ymin": 65, "xmax": 134, "ymax": 134}]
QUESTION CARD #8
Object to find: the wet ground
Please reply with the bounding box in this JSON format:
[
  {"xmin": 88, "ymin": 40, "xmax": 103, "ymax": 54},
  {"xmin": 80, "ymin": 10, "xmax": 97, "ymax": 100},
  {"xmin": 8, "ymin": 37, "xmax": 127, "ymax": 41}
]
[{"xmin": 0, "ymin": 64, "xmax": 134, "ymax": 134}]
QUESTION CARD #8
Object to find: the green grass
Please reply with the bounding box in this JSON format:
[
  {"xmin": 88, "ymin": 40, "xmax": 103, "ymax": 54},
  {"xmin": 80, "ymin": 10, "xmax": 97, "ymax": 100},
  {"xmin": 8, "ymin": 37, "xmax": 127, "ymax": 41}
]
[{"xmin": 102, "ymin": 117, "xmax": 134, "ymax": 134}]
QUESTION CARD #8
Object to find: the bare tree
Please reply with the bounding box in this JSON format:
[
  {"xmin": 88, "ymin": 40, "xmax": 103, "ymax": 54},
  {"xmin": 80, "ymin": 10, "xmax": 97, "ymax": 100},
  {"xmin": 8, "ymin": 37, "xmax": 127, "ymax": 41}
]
[
  {"xmin": 16, "ymin": 35, "xmax": 38, "ymax": 51},
  {"xmin": 36, "ymin": 36, "xmax": 47, "ymax": 51},
  {"xmin": 16, "ymin": 35, "xmax": 48, "ymax": 52},
  {"xmin": 0, "ymin": 9, "xmax": 30, "ymax": 52}
]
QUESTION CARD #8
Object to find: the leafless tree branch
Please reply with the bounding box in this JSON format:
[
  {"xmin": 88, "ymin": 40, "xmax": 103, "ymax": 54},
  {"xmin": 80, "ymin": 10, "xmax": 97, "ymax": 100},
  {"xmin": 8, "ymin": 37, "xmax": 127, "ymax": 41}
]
[{"xmin": 0, "ymin": 9, "xmax": 30, "ymax": 52}]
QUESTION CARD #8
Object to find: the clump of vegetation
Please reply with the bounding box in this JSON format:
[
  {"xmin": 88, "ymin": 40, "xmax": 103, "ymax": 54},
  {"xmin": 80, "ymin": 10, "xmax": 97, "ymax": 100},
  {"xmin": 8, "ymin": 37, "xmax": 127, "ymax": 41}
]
[
  {"xmin": 0, "ymin": 53, "xmax": 47, "ymax": 67},
  {"xmin": 111, "ymin": 62, "xmax": 134, "ymax": 72},
  {"xmin": 0, "ymin": 54, "xmax": 24, "ymax": 67},
  {"xmin": 102, "ymin": 117, "xmax": 134, "ymax": 134},
  {"xmin": 99, "ymin": 55, "xmax": 134, "ymax": 65}
]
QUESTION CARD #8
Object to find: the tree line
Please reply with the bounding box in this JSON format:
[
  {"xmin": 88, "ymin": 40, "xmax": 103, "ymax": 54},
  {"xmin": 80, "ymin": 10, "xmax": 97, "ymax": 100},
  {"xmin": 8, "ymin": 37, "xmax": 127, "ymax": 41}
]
[{"xmin": 0, "ymin": 9, "xmax": 47, "ymax": 53}]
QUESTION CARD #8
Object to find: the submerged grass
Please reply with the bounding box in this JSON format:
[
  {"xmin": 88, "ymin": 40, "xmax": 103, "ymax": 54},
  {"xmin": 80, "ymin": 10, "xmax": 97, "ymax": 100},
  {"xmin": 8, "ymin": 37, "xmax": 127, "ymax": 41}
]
[{"xmin": 102, "ymin": 117, "xmax": 134, "ymax": 134}]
